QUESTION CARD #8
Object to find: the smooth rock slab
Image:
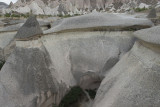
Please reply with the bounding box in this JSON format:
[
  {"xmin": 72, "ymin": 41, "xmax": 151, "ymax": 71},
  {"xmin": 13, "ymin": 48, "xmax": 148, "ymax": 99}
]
[
  {"xmin": 0, "ymin": 23, "xmax": 23, "ymax": 32},
  {"xmin": 134, "ymin": 25, "xmax": 160, "ymax": 45},
  {"xmin": 44, "ymin": 13, "xmax": 153, "ymax": 34}
]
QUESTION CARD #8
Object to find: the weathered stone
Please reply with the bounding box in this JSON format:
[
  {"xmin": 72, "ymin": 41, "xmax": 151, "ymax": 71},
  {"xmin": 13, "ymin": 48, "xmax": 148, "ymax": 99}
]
[
  {"xmin": 0, "ymin": 23, "xmax": 23, "ymax": 32},
  {"xmin": 134, "ymin": 26, "xmax": 160, "ymax": 45},
  {"xmin": 93, "ymin": 41, "xmax": 160, "ymax": 107},
  {"xmin": 0, "ymin": 45, "xmax": 67, "ymax": 107},
  {"xmin": 44, "ymin": 13, "xmax": 153, "ymax": 34},
  {"xmin": 147, "ymin": 7, "xmax": 157, "ymax": 18},
  {"xmin": 0, "ymin": 30, "xmax": 135, "ymax": 107},
  {"xmin": 15, "ymin": 16, "xmax": 43, "ymax": 40}
]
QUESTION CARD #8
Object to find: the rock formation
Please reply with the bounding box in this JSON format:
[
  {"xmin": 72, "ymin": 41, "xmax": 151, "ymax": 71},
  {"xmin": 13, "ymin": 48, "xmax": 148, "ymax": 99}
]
[
  {"xmin": 147, "ymin": 7, "xmax": 157, "ymax": 18},
  {"xmin": 0, "ymin": 13, "xmax": 153, "ymax": 107},
  {"xmin": 45, "ymin": 12, "xmax": 153, "ymax": 34},
  {"xmin": 93, "ymin": 25, "xmax": 160, "ymax": 107},
  {"xmin": 15, "ymin": 16, "xmax": 43, "ymax": 40},
  {"xmin": 0, "ymin": 2, "xmax": 8, "ymax": 9},
  {"xmin": 3, "ymin": 0, "xmax": 160, "ymax": 15}
]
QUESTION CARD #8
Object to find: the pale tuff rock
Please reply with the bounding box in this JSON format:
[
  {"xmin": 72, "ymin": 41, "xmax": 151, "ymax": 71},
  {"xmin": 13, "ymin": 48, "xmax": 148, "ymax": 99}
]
[
  {"xmin": 45, "ymin": 12, "xmax": 153, "ymax": 34},
  {"xmin": 0, "ymin": 10, "xmax": 157, "ymax": 107},
  {"xmin": 134, "ymin": 26, "xmax": 160, "ymax": 45},
  {"xmin": 29, "ymin": 1, "xmax": 44, "ymax": 15},
  {"xmin": 93, "ymin": 40, "xmax": 160, "ymax": 107},
  {"xmin": 0, "ymin": 30, "xmax": 135, "ymax": 107},
  {"xmin": 0, "ymin": 45, "xmax": 67, "ymax": 107},
  {"xmin": 139, "ymin": 3, "xmax": 150, "ymax": 8},
  {"xmin": 0, "ymin": 32, "xmax": 16, "ymax": 61},
  {"xmin": 93, "ymin": 18, "xmax": 160, "ymax": 107},
  {"xmin": 0, "ymin": 23, "xmax": 23, "ymax": 32},
  {"xmin": 4, "ymin": 0, "xmax": 160, "ymax": 15},
  {"xmin": 13, "ymin": 5, "xmax": 31, "ymax": 14}
]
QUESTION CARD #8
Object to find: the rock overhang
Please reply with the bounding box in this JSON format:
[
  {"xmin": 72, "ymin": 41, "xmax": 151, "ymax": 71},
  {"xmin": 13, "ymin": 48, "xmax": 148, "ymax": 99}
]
[
  {"xmin": 44, "ymin": 13, "xmax": 153, "ymax": 34},
  {"xmin": 134, "ymin": 26, "xmax": 160, "ymax": 45}
]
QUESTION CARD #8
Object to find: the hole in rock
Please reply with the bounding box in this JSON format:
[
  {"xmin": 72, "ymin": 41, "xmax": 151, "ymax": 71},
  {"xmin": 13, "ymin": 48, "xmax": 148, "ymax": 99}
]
[
  {"xmin": 0, "ymin": 60, "xmax": 5, "ymax": 70},
  {"xmin": 58, "ymin": 86, "xmax": 98, "ymax": 107}
]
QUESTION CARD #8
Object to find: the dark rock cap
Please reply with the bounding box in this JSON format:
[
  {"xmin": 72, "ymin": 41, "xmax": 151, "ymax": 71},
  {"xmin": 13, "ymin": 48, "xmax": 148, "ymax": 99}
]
[
  {"xmin": 15, "ymin": 16, "xmax": 43, "ymax": 40},
  {"xmin": 147, "ymin": 8, "xmax": 157, "ymax": 18}
]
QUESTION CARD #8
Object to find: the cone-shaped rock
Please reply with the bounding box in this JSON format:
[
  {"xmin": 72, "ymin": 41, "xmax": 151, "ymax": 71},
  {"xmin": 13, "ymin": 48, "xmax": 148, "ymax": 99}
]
[
  {"xmin": 15, "ymin": 16, "xmax": 43, "ymax": 40},
  {"xmin": 147, "ymin": 8, "xmax": 157, "ymax": 18}
]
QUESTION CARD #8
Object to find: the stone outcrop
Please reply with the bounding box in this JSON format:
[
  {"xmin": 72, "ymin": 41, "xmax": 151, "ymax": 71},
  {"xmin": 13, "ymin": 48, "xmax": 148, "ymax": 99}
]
[
  {"xmin": 0, "ymin": 2, "xmax": 8, "ymax": 9},
  {"xmin": 15, "ymin": 16, "xmax": 43, "ymax": 40},
  {"xmin": 0, "ymin": 13, "xmax": 153, "ymax": 107},
  {"xmin": 4, "ymin": 0, "xmax": 160, "ymax": 15},
  {"xmin": 147, "ymin": 7, "xmax": 157, "ymax": 18},
  {"xmin": 93, "ymin": 25, "xmax": 160, "ymax": 107},
  {"xmin": 45, "ymin": 12, "xmax": 153, "ymax": 34}
]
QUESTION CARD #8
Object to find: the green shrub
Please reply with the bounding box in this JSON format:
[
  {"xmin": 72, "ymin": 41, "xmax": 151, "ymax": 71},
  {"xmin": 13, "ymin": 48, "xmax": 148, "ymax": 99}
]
[
  {"xmin": 57, "ymin": 14, "xmax": 63, "ymax": 17},
  {"xmin": 85, "ymin": 89, "xmax": 96, "ymax": 99},
  {"xmin": 5, "ymin": 13, "xmax": 11, "ymax": 17},
  {"xmin": 134, "ymin": 7, "xmax": 148, "ymax": 12},
  {"xmin": 11, "ymin": 14, "xmax": 20, "ymax": 18},
  {"xmin": 20, "ymin": 13, "xmax": 30, "ymax": 18},
  {"xmin": 0, "ymin": 61, "xmax": 5, "ymax": 70},
  {"xmin": 59, "ymin": 86, "xmax": 85, "ymax": 107},
  {"xmin": 74, "ymin": 14, "xmax": 80, "ymax": 16}
]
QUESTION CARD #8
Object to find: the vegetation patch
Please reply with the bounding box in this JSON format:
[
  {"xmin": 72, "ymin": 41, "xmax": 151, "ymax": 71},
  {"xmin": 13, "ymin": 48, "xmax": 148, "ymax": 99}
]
[
  {"xmin": 134, "ymin": 7, "xmax": 148, "ymax": 12},
  {"xmin": 59, "ymin": 86, "xmax": 85, "ymax": 107},
  {"xmin": 58, "ymin": 86, "xmax": 97, "ymax": 107},
  {"xmin": 0, "ymin": 61, "xmax": 5, "ymax": 70},
  {"xmin": 58, "ymin": 14, "xmax": 80, "ymax": 18},
  {"xmin": 85, "ymin": 89, "xmax": 97, "ymax": 99}
]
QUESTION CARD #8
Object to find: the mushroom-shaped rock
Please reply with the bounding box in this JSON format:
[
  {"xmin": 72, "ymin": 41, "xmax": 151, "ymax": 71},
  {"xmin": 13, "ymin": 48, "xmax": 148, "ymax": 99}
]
[
  {"xmin": 134, "ymin": 26, "xmax": 160, "ymax": 45},
  {"xmin": 15, "ymin": 16, "xmax": 43, "ymax": 40},
  {"xmin": 45, "ymin": 13, "xmax": 153, "ymax": 34},
  {"xmin": 147, "ymin": 8, "xmax": 157, "ymax": 18}
]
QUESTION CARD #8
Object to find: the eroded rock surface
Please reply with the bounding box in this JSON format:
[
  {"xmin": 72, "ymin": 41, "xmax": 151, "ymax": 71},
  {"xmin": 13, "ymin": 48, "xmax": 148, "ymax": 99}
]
[
  {"xmin": 15, "ymin": 16, "xmax": 43, "ymax": 40},
  {"xmin": 0, "ymin": 14, "xmax": 154, "ymax": 107},
  {"xmin": 93, "ymin": 25, "xmax": 160, "ymax": 107},
  {"xmin": 45, "ymin": 13, "xmax": 153, "ymax": 34}
]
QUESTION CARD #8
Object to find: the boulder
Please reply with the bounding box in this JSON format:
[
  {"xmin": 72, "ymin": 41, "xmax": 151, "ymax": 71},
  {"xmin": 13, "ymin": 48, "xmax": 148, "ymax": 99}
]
[{"xmin": 15, "ymin": 16, "xmax": 43, "ymax": 40}]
